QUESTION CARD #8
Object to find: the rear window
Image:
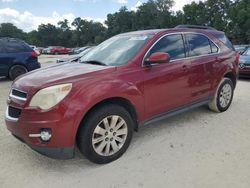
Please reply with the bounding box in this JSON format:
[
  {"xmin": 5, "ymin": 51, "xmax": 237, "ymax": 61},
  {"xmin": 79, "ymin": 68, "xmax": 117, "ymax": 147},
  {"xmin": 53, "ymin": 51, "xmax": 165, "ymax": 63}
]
[
  {"xmin": 3, "ymin": 39, "xmax": 32, "ymax": 53},
  {"xmin": 213, "ymin": 33, "xmax": 234, "ymax": 50}
]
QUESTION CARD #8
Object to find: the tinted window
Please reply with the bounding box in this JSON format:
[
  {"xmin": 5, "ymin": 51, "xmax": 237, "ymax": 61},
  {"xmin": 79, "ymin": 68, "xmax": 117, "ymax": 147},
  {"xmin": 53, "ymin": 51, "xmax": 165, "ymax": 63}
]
[
  {"xmin": 210, "ymin": 41, "xmax": 219, "ymax": 53},
  {"xmin": 214, "ymin": 33, "xmax": 234, "ymax": 50},
  {"xmin": 0, "ymin": 40, "xmax": 6, "ymax": 53},
  {"xmin": 149, "ymin": 34, "xmax": 186, "ymax": 60},
  {"xmin": 4, "ymin": 39, "xmax": 32, "ymax": 53},
  {"xmin": 243, "ymin": 48, "xmax": 250, "ymax": 56},
  {"xmin": 186, "ymin": 34, "xmax": 212, "ymax": 56}
]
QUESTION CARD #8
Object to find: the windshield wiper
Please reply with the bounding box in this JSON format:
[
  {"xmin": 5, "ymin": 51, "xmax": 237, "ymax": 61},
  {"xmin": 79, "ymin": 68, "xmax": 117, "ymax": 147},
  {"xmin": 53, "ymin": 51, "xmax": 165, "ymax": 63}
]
[{"xmin": 81, "ymin": 60, "xmax": 107, "ymax": 66}]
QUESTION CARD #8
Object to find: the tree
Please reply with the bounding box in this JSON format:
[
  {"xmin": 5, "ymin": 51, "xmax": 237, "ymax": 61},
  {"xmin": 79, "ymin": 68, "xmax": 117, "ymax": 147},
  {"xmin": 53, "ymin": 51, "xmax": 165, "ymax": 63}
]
[
  {"xmin": 72, "ymin": 17, "xmax": 106, "ymax": 46},
  {"xmin": 228, "ymin": 0, "xmax": 250, "ymax": 43},
  {"xmin": 0, "ymin": 23, "xmax": 26, "ymax": 39},
  {"xmin": 0, "ymin": 0, "xmax": 249, "ymax": 46},
  {"xmin": 36, "ymin": 24, "xmax": 60, "ymax": 47},
  {"xmin": 182, "ymin": 1, "xmax": 208, "ymax": 25},
  {"xmin": 105, "ymin": 6, "xmax": 134, "ymax": 37},
  {"xmin": 58, "ymin": 19, "xmax": 70, "ymax": 31},
  {"xmin": 58, "ymin": 19, "xmax": 73, "ymax": 46},
  {"xmin": 135, "ymin": 0, "xmax": 159, "ymax": 29}
]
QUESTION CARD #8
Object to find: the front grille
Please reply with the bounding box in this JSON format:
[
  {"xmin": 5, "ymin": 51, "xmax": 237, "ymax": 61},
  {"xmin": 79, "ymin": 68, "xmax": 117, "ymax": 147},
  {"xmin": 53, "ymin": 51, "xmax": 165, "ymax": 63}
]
[
  {"xmin": 10, "ymin": 88, "xmax": 27, "ymax": 101},
  {"xmin": 8, "ymin": 106, "xmax": 22, "ymax": 119},
  {"xmin": 12, "ymin": 89, "xmax": 27, "ymax": 98}
]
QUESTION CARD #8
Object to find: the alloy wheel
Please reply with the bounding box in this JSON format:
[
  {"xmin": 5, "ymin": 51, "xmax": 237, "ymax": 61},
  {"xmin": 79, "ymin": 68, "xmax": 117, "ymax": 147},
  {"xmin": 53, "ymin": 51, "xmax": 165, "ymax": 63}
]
[
  {"xmin": 219, "ymin": 83, "xmax": 232, "ymax": 108},
  {"xmin": 92, "ymin": 115, "xmax": 128, "ymax": 156}
]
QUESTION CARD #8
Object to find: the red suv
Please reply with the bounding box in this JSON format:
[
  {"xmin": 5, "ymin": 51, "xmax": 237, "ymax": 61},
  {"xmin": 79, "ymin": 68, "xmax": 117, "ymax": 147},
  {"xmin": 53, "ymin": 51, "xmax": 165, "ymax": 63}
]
[{"xmin": 5, "ymin": 25, "xmax": 239, "ymax": 164}]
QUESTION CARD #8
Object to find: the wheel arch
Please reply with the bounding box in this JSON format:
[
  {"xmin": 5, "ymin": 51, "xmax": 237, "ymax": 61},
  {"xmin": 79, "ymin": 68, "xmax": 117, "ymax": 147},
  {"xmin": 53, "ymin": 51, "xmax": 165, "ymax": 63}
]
[
  {"xmin": 77, "ymin": 97, "xmax": 139, "ymax": 136},
  {"xmin": 223, "ymin": 71, "xmax": 237, "ymax": 89},
  {"xmin": 8, "ymin": 63, "xmax": 28, "ymax": 78},
  {"xmin": 8, "ymin": 63, "xmax": 28, "ymax": 72}
]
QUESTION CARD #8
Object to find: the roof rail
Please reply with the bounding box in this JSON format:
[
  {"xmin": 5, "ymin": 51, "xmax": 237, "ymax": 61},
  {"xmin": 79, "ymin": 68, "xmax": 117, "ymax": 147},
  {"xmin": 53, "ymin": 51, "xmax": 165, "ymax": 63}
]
[{"xmin": 175, "ymin": 25, "xmax": 217, "ymax": 31}]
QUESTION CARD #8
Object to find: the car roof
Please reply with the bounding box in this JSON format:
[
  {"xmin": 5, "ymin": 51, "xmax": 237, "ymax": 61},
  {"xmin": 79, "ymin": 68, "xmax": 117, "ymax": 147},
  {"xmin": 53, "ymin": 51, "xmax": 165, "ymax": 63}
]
[
  {"xmin": 117, "ymin": 27, "xmax": 224, "ymax": 37},
  {"xmin": 0, "ymin": 37, "xmax": 24, "ymax": 42}
]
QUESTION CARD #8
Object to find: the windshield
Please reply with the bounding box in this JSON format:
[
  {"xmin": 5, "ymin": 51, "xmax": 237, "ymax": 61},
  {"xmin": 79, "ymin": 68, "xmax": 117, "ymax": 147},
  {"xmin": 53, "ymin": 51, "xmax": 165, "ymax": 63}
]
[
  {"xmin": 80, "ymin": 35, "xmax": 152, "ymax": 66},
  {"xmin": 79, "ymin": 47, "xmax": 94, "ymax": 57},
  {"xmin": 243, "ymin": 48, "xmax": 250, "ymax": 56}
]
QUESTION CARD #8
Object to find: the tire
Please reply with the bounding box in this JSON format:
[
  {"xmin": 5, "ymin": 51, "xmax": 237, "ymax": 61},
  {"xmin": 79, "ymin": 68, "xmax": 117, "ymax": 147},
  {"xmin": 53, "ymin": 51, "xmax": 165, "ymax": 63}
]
[
  {"xmin": 208, "ymin": 78, "xmax": 234, "ymax": 112},
  {"xmin": 77, "ymin": 104, "xmax": 134, "ymax": 164},
  {"xmin": 9, "ymin": 65, "xmax": 28, "ymax": 80}
]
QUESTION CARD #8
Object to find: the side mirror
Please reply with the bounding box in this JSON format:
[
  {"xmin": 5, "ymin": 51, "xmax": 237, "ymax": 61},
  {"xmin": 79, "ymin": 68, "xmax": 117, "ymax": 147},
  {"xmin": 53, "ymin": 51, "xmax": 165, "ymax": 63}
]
[{"xmin": 144, "ymin": 52, "xmax": 171, "ymax": 66}]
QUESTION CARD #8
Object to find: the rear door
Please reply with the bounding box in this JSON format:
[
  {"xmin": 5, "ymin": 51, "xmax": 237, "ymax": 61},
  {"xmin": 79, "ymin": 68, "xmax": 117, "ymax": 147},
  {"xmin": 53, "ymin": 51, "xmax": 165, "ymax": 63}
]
[{"xmin": 185, "ymin": 33, "xmax": 219, "ymax": 101}]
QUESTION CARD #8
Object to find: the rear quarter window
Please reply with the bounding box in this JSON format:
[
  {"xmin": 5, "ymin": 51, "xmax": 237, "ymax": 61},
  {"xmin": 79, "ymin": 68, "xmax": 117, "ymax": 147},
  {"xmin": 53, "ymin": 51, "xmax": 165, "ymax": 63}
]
[{"xmin": 213, "ymin": 33, "xmax": 234, "ymax": 50}]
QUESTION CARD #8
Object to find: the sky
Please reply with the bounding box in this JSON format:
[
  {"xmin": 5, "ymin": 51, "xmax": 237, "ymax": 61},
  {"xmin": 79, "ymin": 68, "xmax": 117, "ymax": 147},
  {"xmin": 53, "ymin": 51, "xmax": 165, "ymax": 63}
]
[{"xmin": 0, "ymin": 0, "xmax": 198, "ymax": 32}]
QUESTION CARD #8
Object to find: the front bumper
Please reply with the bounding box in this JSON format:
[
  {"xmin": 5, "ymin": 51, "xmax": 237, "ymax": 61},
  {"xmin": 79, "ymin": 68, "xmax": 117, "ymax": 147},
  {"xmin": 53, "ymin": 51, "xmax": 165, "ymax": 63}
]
[
  {"xmin": 5, "ymin": 94, "xmax": 80, "ymax": 159},
  {"xmin": 12, "ymin": 133, "xmax": 74, "ymax": 159},
  {"xmin": 239, "ymin": 68, "xmax": 250, "ymax": 77}
]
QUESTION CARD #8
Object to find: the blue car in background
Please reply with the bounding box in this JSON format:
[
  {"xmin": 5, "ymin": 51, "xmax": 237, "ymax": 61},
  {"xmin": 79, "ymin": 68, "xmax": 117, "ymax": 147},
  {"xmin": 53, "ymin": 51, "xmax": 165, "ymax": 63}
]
[
  {"xmin": 239, "ymin": 46, "xmax": 250, "ymax": 77},
  {"xmin": 0, "ymin": 37, "xmax": 41, "ymax": 80}
]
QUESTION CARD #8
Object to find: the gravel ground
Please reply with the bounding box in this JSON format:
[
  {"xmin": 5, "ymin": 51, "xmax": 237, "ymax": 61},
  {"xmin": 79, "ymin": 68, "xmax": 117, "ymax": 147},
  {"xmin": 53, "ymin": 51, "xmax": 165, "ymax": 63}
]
[{"xmin": 0, "ymin": 55, "xmax": 250, "ymax": 188}]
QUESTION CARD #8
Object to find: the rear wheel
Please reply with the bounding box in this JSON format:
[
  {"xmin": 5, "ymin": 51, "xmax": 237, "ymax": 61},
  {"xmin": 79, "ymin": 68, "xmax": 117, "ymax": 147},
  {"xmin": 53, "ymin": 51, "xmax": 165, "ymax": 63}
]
[
  {"xmin": 208, "ymin": 78, "xmax": 234, "ymax": 112},
  {"xmin": 77, "ymin": 104, "xmax": 134, "ymax": 164},
  {"xmin": 9, "ymin": 65, "xmax": 28, "ymax": 80}
]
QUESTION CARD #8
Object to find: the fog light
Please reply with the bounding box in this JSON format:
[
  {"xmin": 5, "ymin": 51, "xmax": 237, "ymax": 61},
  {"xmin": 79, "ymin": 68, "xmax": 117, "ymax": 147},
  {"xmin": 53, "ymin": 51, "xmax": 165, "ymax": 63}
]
[{"xmin": 40, "ymin": 129, "xmax": 52, "ymax": 141}]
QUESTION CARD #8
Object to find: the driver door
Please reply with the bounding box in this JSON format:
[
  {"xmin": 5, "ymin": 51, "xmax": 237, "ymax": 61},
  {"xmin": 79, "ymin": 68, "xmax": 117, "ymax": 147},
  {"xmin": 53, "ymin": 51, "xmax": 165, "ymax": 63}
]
[{"xmin": 142, "ymin": 34, "xmax": 192, "ymax": 119}]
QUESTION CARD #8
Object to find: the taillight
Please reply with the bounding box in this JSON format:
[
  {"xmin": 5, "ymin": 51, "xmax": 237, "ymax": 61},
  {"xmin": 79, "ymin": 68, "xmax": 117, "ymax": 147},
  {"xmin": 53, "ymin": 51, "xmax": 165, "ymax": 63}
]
[
  {"xmin": 236, "ymin": 53, "xmax": 240, "ymax": 65},
  {"xmin": 31, "ymin": 51, "xmax": 39, "ymax": 57}
]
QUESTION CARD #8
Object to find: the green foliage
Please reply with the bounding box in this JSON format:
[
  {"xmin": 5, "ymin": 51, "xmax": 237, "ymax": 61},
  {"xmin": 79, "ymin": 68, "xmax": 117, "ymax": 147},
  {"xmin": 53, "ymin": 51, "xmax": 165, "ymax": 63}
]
[
  {"xmin": 0, "ymin": 0, "xmax": 249, "ymax": 46},
  {"xmin": 0, "ymin": 23, "xmax": 26, "ymax": 39}
]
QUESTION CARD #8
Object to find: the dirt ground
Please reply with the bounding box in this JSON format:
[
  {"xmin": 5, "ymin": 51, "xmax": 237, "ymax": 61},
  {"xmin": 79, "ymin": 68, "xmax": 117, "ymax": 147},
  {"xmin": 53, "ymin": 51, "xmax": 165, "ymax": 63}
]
[{"xmin": 0, "ymin": 55, "xmax": 250, "ymax": 188}]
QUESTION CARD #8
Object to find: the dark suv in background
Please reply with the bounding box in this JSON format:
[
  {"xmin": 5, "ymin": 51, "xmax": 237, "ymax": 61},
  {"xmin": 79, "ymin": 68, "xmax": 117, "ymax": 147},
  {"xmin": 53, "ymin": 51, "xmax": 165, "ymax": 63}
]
[{"xmin": 0, "ymin": 38, "xmax": 41, "ymax": 80}]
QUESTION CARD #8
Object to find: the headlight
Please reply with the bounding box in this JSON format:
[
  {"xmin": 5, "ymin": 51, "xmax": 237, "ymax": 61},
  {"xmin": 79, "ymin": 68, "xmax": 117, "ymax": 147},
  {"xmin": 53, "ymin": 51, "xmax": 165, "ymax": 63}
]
[{"xmin": 29, "ymin": 83, "xmax": 72, "ymax": 110}]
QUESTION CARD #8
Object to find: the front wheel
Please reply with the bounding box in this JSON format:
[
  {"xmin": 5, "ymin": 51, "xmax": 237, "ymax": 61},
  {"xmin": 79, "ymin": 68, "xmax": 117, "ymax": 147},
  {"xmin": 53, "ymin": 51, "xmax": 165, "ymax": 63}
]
[
  {"xmin": 208, "ymin": 78, "xmax": 234, "ymax": 112},
  {"xmin": 77, "ymin": 104, "xmax": 134, "ymax": 164}
]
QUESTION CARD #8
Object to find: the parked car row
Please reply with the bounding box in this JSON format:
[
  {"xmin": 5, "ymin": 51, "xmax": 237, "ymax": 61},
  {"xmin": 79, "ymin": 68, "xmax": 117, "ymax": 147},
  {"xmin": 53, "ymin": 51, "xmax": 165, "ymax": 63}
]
[
  {"xmin": 57, "ymin": 47, "xmax": 94, "ymax": 63},
  {"xmin": 41, "ymin": 46, "xmax": 91, "ymax": 55},
  {"xmin": 42, "ymin": 46, "xmax": 71, "ymax": 55}
]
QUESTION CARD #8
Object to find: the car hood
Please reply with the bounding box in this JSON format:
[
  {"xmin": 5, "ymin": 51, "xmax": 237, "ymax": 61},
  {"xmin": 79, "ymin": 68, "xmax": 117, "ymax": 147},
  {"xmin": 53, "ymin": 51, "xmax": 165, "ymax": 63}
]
[
  {"xmin": 240, "ymin": 55, "xmax": 250, "ymax": 64},
  {"xmin": 13, "ymin": 63, "xmax": 115, "ymax": 92}
]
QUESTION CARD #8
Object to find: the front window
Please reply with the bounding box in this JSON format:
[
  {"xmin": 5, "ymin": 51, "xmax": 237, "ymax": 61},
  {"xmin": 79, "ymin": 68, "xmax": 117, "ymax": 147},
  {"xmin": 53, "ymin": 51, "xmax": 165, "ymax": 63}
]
[
  {"xmin": 80, "ymin": 35, "xmax": 153, "ymax": 66},
  {"xmin": 148, "ymin": 34, "xmax": 186, "ymax": 60}
]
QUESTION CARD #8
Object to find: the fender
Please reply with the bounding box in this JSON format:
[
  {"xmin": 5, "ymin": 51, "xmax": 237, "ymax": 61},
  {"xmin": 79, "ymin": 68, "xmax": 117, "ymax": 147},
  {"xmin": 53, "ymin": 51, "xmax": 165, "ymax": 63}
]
[{"xmin": 70, "ymin": 78, "xmax": 145, "ymax": 137}]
